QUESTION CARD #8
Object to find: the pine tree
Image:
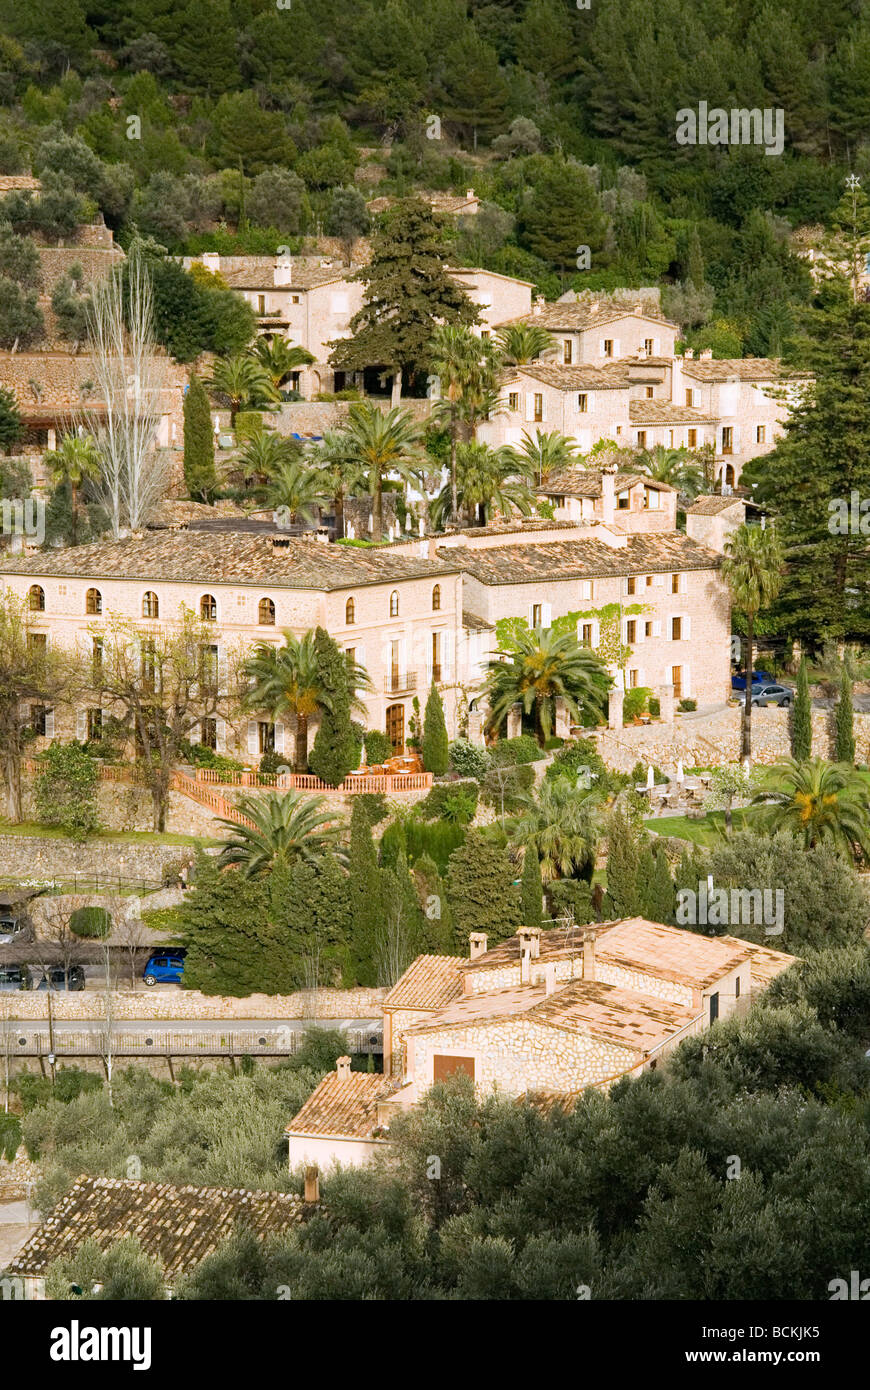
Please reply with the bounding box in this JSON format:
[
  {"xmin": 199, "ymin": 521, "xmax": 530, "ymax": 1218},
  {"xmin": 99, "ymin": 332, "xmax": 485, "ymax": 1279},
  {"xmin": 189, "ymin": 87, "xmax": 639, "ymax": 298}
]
[
  {"xmin": 792, "ymin": 656, "xmax": 812, "ymax": 760},
  {"xmin": 421, "ymin": 682, "xmax": 449, "ymax": 775},
  {"xmin": 518, "ymin": 156, "xmax": 607, "ymax": 273},
  {"xmin": 604, "ymin": 805, "xmax": 640, "ymax": 918},
  {"xmin": 183, "ymin": 372, "xmax": 216, "ymax": 502},
  {"xmin": 309, "ymin": 627, "xmax": 358, "ymax": 787},
  {"xmin": 329, "ymin": 198, "xmax": 478, "ymax": 401},
  {"xmin": 348, "ymin": 799, "xmax": 382, "ymax": 985},
  {"xmin": 836, "ymin": 665, "xmax": 855, "ymax": 764},
  {"xmin": 446, "ymin": 829, "xmax": 521, "ymax": 951},
  {"xmin": 520, "ymin": 847, "xmax": 543, "ymax": 928}
]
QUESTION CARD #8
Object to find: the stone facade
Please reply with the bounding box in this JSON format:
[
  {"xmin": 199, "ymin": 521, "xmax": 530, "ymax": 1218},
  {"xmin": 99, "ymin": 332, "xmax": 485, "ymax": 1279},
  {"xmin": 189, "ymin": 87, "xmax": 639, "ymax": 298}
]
[
  {"xmin": 0, "ymin": 985, "xmax": 385, "ymax": 1023},
  {"xmin": 0, "ymin": 834, "xmax": 199, "ymax": 884}
]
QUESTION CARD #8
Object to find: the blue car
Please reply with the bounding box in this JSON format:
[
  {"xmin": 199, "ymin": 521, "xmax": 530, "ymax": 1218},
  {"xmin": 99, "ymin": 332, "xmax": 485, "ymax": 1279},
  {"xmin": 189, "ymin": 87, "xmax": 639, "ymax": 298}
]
[
  {"xmin": 143, "ymin": 950, "xmax": 186, "ymax": 986},
  {"xmin": 731, "ymin": 669, "xmax": 774, "ymax": 691}
]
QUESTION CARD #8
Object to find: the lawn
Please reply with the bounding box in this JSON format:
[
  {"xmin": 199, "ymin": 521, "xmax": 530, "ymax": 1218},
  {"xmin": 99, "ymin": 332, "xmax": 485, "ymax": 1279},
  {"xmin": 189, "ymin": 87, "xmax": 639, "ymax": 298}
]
[
  {"xmin": 644, "ymin": 807, "xmax": 757, "ymax": 846},
  {"xmin": 0, "ymin": 820, "xmax": 222, "ymax": 847}
]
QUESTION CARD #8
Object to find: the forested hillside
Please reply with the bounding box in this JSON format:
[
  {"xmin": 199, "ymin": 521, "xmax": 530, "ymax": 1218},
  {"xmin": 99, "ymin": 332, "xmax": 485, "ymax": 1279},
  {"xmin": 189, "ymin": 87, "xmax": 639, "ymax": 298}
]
[{"xmin": 0, "ymin": 0, "xmax": 864, "ymax": 355}]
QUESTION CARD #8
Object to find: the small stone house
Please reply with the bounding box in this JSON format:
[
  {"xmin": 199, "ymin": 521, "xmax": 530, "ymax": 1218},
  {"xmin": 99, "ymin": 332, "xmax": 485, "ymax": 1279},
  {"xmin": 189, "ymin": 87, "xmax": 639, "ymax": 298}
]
[{"xmin": 284, "ymin": 1056, "xmax": 393, "ymax": 1169}]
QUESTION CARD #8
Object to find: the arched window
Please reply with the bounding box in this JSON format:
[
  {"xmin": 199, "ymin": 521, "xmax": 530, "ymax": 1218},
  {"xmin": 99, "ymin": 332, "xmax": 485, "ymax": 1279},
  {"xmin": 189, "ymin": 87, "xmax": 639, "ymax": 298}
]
[
  {"xmin": 346, "ymin": 597, "xmax": 355, "ymax": 625},
  {"xmin": 85, "ymin": 587, "xmax": 102, "ymax": 616},
  {"xmin": 724, "ymin": 464, "xmax": 735, "ymax": 488},
  {"xmin": 389, "ymin": 590, "xmax": 399, "ymax": 618},
  {"xmin": 28, "ymin": 584, "xmax": 45, "ymax": 612},
  {"xmin": 200, "ymin": 593, "xmax": 217, "ymax": 621},
  {"xmin": 258, "ymin": 596, "xmax": 276, "ymax": 626},
  {"xmin": 432, "ymin": 584, "xmax": 441, "ymax": 612},
  {"xmin": 142, "ymin": 591, "xmax": 159, "ymax": 619}
]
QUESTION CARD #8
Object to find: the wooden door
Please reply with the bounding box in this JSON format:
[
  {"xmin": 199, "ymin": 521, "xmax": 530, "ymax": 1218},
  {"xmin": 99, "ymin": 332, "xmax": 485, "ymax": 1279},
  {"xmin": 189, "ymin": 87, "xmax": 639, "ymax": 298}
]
[
  {"xmin": 386, "ymin": 703, "xmax": 404, "ymax": 754},
  {"xmin": 433, "ymin": 1055, "xmax": 475, "ymax": 1083}
]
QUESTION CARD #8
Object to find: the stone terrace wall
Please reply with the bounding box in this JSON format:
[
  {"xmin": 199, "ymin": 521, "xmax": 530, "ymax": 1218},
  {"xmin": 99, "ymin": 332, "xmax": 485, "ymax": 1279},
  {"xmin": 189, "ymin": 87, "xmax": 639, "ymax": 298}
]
[
  {"xmin": 0, "ymin": 834, "xmax": 202, "ymax": 883},
  {"xmin": 2, "ymin": 986, "xmax": 386, "ymax": 1022}
]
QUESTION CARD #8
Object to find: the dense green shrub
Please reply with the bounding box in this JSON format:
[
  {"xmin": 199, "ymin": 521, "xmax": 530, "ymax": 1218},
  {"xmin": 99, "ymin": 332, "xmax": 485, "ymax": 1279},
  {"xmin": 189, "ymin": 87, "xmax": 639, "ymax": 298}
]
[
  {"xmin": 69, "ymin": 905, "xmax": 112, "ymax": 939},
  {"xmin": 233, "ymin": 411, "xmax": 263, "ymax": 443},
  {"xmin": 364, "ymin": 730, "xmax": 393, "ymax": 764},
  {"xmin": 623, "ymin": 686, "xmax": 652, "ymax": 722},
  {"xmin": 14, "ymin": 1067, "xmax": 103, "ymax": 1113},
  {"xmin": 546, "ymin": 878, "xmax": 598, "ymax": 924},
  {"xmin": 402, "ymin": 819, "xmax": 467, "ymax": 875},
  {"xmin": 449, "ymin": 740, "xmax": 491, "ymax": 780},
  {"xmin": 678, "ymin": 698, "xmax": 697, "ymax": 712},
  {"xmin": 418, "ymin": 780, "xmax": 479, "ymax": 823},
  {"xmin": 180, "ymin": 740, "xmax": 244, "ymax": 774},
  {"xmin": 34, "ymin": 741, "xmax": 99, "ymax": 841},
  {"xmin": 0, "ymin": 1112, "xmax": 21, "ymax": 1160},
  {"xmin": 545, "ymin": 738, "xmax": 609, "ymax": 792},
  {"xmin": 629, "ymin": 761, "xmax": 668, "ymax": 786},
  {"xmin": 488, "ymin": 735, "xmax": 544, "ymax": 767},
  {"xmin": 355, "ymin": 793, "xmax": 388, "ymax": 825}
]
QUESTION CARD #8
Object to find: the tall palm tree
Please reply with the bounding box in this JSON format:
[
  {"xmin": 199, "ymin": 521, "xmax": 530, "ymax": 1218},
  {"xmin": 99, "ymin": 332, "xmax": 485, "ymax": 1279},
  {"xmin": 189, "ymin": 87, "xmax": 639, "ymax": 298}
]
[
  {"xmin": 207, "ymin": 355, "xmax": 280, "ymax": 423},
  {"xmin": 250, "ymin": 337, "xmax": 315, "ymax": 393},
  {"xmin": 237, "ymin": 429, "xmax": 299, "ymax": 487},
  {"xmin": 508, "ymin": 779, "xmax": 601, "ymax": 882},
  {"xmin": 485, "ymin": 627, "xmax": 611, "ymax": 745},
  {"xmin": 515, "ymin": 429, "xmax": 580, "ymax": 487},
  {"xmin": 752, "ymin": 757, "xmax": 870, "ymax": 862},
  {"xmin": 721, "ymin": 522, "xmax": 784, "ymax": 760},
  {"xmin": 338, "ymin": 402, "xmax": 423, "ymax": 541},
  {"xmin": 430, "ymin": 440, "xmax": 535, "ymax": 528},
  {"xmin": 264, "ymin": 457, "xmax": 328, "ymax": 526},
  {"xmin": 216, "ymin": 790, "xmax": 342, "ymax": 876},
  {"xmin": 495, "ymin": 323, "xmax": 556, "ymax": 366},
  {"xmin": 243, "ymin": 631, "xmax": 325, "ymax": 772},
  {"xmin": 636, "ymin": 444, "xmax": 705, "ymax": 499},
  {"xmin": 308, "ymin": 430, "xmax": 364, "ymax": 539},
  {"xmin": 430, "ymin": 325, "xmax": 499, "ymax": 521},
  {"xmin": 45, "ymin": 433, "xmax": 101, "ymax": 546}
]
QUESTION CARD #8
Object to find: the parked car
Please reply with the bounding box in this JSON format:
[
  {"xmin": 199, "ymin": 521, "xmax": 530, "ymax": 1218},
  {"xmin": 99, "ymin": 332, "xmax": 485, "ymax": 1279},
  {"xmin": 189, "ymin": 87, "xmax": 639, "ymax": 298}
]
[
  {"xmin": 750, "ymin": 681, "xmax": 793, "ymax": 707},
  {"xmin": 0, "ymin": 914, "xmax": 22, "ymax": 945},
  {"xmin": 0, "ymin": 965, "xmax": 29, "ymax": 992},
  {"xmin": 731, "ymin": 669, "xmax": 775, "ymax": 691},
  {"xmin": 143, "ymin": 951, "xmax": 186, "ymax": 986},
  {"xmin": 36, "ymin": 965, "xmax": 86, "ymax": 992}
]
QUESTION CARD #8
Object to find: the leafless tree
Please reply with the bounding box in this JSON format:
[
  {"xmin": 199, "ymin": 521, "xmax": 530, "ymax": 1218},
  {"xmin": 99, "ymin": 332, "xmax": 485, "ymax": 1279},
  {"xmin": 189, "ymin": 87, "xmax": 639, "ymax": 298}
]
[
  {"xmin": 114, "ymin": 900, "xmax": 148, "ymax": 990},
  {"xmin": 28, "ymin": 899, "xmax": 86, "ymax": 985},
  {"xmin": 97, "ymin": 939, "xmax": 116, "ymax": 1109},
  {"xmin": 80, "ymin": 252, "xmax": 171, "ymax": 537}
]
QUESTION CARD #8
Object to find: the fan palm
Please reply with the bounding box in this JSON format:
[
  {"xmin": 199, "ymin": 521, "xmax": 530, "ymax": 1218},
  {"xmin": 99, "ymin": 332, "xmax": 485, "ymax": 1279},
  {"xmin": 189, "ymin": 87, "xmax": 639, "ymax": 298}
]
[
  {"xmin": 430, "ymin": 440, "xmax": 536, "ymax": 528},
  {"xmin": 308, "ymin": 430, "xmax": 364, "ymax": 539},
  {"xmin": 251, "ymin": 337, "xmax": 315, "ymax": 393},
  {"xmin": 237, "ymin": 429, "xmax": 300, "ymax": 487},
  {"xmin": 264, "ymin": 457, "xmax": 328, "ymax": 526},
  {"xmin": 752, "ymin": 757, "xmax": 870, "ymax": 862},
  {"xmin": 207, "ymin": 354, "xmax": 280, "ymax": 422},
  {"xmin": 243, "ymin": 631, "xmax": 326, "ymax": 772},
  {"xmin": 45, "ymin": 432, "xmax": 101, "ymax": 546},
  {"xmin": 636, "ymin": 444, "xmax": 705, "ymax": 499},
  {"xmin": 338, "ymin": 403, "xmax": 423, "ymax": 541},
  {"xmin": 721, "ymin": 522, "xmax": 784, "ymax": 760},
  {"xmin": 508, "ymin": 778, "xmax": 602, "ymax": 882},
  {"xmin": 515, "ymin": 429, "xmax": 579, "ymax": 487},
  {"xmin": 216, "ymin": 790, "xmax": 341, "ymax": 877},
  {"xmin": 485, "ymin": 627, "xmax": 611, "ymax": 745},
  {"xmin": 430, "ymin": 325, "xmax": 500, "ymax": 521},
  {"xmin": 495, "ymin": 323, "xmax": 556, "ymax": 365}
]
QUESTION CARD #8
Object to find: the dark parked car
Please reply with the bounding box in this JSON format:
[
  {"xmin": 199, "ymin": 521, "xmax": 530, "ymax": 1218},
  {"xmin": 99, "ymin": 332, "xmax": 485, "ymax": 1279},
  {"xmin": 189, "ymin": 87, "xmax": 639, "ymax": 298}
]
[
  {"xmin": 0, "ymin": 965, "xmax": 29, "ymax": 992},
  {"xmin": 36, "ymin": 965, "xmax": 86, "ymax": 992},
  {"xmin": 143, "ymin": 951, "xmax": 186, "ymax": 986},
  {"xmin": 731, "ymin": 669, "xmax": 775, "ymax": 691},
  {"xmin": 750, "ymin": 681, "xmax": 793, "ymax": 707}
]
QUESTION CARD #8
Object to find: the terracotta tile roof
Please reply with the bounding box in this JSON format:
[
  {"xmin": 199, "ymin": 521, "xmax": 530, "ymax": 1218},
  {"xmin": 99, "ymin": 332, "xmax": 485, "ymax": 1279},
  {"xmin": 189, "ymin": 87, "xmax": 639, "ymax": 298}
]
[
  {"xmin": 221, "ymin": 259, "xmax": 345, "ymax": 292},
  {"xmin": 681, "ymin": 357, "xmax": 811, "ymax": 383},
  {"xmin": 497, "ymin": 303, "xmax": 677, "ymax": 333},
  {"xmin": 147, "ymin": 498, "xmax": 250, "ymax": 529},
  {"xmin": 438, "ymin": 531, "xmax": 721, "ymax": 585},
  {"xmin": 594, "ymin": 917, "xmax": 752, "ymax": 992},
  {"xmin": 0, "ymin": 175, "xmax": 40, "ymax": 192},
  {"xmin": 451, "ymin": 518, "xmax": 580, "ymax": 537},
  {"xmin": 629, "ymin": 399, "xmax": 716, "ymax": 425},
  {"xmin": 717, "ymin": 936, "xmax": 796, "ymax": 990},
  {"xmin": 517, "ymin": 362, "xmax": 634, "ymax": 390},
  {"xmin": 462, "ymin": 609, "xmax": 493, "ymax": 632},
  {"xmin": 0, "ymin": 529, "xmax": 459, "ymax": 590},
  {"xmin": 686, "ymin": 494, "xmax": 746, "ymax": 516},
  {"xmin": 5, "ymin": 1176, "xmax": 310, "ymax": 1283},
  {"xmin": 458, "ymin": 926, "xmax": 590, "ymax": 974},
  {"xmin": 538, "ymin": 469, "xmax": 675, "ymax": 499},
  {"xmin": 404, "ymin": 977, "xmax": 699, "ymax": 1054},
  {"xmin": 285, "ymin": 1070, "xmax": 392, "ymax": 1138},
  {"xmin": 383, "ymin": 955, "xmax": 464, "ymax": 1011}
]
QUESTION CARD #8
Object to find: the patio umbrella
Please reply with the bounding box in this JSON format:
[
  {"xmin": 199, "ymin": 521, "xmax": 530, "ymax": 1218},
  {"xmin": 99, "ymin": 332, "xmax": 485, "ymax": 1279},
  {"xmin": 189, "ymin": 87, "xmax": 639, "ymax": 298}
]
[
  {"xmin": 646, "ymin": 764, "xmax": 655, "ymax": 789},
  {"xmin": 676, "ymin": 758, "xmax": 684, "ymax": 782}
]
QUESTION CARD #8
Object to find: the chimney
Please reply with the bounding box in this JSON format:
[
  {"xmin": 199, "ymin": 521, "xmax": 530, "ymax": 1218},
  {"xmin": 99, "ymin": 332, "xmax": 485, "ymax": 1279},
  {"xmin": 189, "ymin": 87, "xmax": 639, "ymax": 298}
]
[
  {"xmin": 683, "ymin": 348, "xmax": 694, "ymax": 359},
  {"xmin": 533, "ymin": 296, "xmax": 544, "ymax": 316},
  {"xmin": 518, "ymin": 926, "xmax": 541, "ymax": 959},
  {"xmin": 589, "ymin": 300, "xmax": 599, "ymax": 314},
  {"xmin": 469, "ymin": 932, "xmax": 488, "ymax": 959},
  {"xmin": 543, "ymin": 962, "xmax": 557, "ymax": 996},
  {"xmin": 582, "ymin": 931, "xmax": 595, "ymax": 981},
  {"xmin": 699, "ymin": 348, "xmax": 713, "ymax": 360},
  {"xmin": 599, "ymin": 466, "xmax": 617, "ymax": 525},
  {"xmin": 274, "ymin": 254, "xmax": 293, "ymax": 287},
  {"xmin": 336, "ymin": 1055, "xmax": 351, "ymax": 1079},
  {"xmin": 304, "ymin": 1165, "xmax": 320, "ymax": 1203},
  {"xmin": 201, "ymin": 251, "xmax": 220, "ymax": 274},
  {"xmin": 466, "ymin": 188, "xmax": 475, "ymax": 201}
]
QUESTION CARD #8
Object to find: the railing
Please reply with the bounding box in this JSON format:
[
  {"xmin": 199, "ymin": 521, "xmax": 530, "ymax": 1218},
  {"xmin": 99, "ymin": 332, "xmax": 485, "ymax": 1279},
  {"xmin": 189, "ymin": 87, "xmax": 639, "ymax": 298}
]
[
  {"xmin": 190, "ymin": 768, "xmax": 432, "ymax": 794},
  {"xmin": 384, "ymin": 671, "xmax": 418, "ymax": 694},
  {"xmin": 4, "ymin": 1026, "xmax": 383, "ymax": 1058},
  {"xmin": 170, "ymin": 773, "xmax": 258, "ymax": 828}
]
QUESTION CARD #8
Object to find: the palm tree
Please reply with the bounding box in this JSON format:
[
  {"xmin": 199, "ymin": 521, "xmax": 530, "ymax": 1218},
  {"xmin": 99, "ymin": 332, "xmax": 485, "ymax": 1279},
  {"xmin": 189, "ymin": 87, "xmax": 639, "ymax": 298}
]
[
  {"xmin": 636, "ymin": 444, "xmax": 705, "ymax": 499},
  {"xmin": 721, "ymin": 522, "xmax": 784, "ymax": 760},
  {"xmin": 308, "ymin": 430, "xmax": 364, "ymax": 539},
  {"xmin": 430, "ymin": 325, "xmax": 499, "ymax": 522},
  {"xmin": 237, "ymin": 429, "xmax": 299, "ymax": 487},
  {"xmin": 207, "ymin": 355, "xmax": 280, "ymax": 423},
  {"xmin": 495, "ymin": 323, "xmax": 556, "ymax": 366},
  {"xmin": 338, "ymin": 403, "xmax": 423, "ymax": 541},
  {"xmin": 485, "ymin": 627, "xmax": 611, "ymax": 745},
  {"xmin": 45, "ymin": 433, "xmax": 101, "ymax": 546},
  {"xmin": 508, "ymin": 779, "xmax": 601, "ymax": 882},
  {"xmin": 430, "ymin": 440, "xmax": 536, "ymax": 528},
  {"xmin": 250, "ymin": 337, "xmax": 315, "ymax": 393},
  {"xmin": 515, "ymin": 429, "xmax": 579, "ymax": 487},
  {"xmin": 264, "ymin": 457, "xmax": 328, "ymax": 526},
  {"xmin": 216, "ymin": 790, "xmax": 342, "ymax": 876},
  {"xmin": 752, "ymin": 757, "xmax": 870, "ymax": 862},
  {"xmin": 243, "ymin": 631, "xmax": 326, "ymax": 772}
]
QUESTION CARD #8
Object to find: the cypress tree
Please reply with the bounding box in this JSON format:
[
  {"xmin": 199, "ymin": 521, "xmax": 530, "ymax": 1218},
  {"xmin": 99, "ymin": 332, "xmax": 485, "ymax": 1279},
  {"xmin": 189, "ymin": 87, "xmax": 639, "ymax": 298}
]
[
  {"xmin": 183, "ymin": 371, "xmax": 217, "ymax": 502},
  {"xmin": 792, "ymin": 656, "xmax": 812, "ymax": 760},
  {"xmin": 413, "ymin": 853, "xmax": 454, "ymax": 953},
  {"xmin": 520, "ymin": 847, "xmax": 543, "ymax": 928},
  {"xmin": 309, "ymin": 626, "xmax": 357, "ymax": 787},
  {"xmin": 644, "ymin": 845, "xmax": 676, "ymax": 924},
  {"xmin": 603, "ymin": 805, "xmax": 640, "ymax": 918},
  {"xmin": 421, "ymin": 682, "xmax": 449, "ymax": 775},
  {"xmin": 446, "ymin": 829, "xmax": 521, "ymax": 951},
  {"xmin": 836, "ymin": 665, "xmax": 856, "ymax": 763},
  {"xmin": 176, "ymin": 855, "xmax": 296, "ymax": 995},
  {"xmin": 348, "ymin": 799, "xmax": 381, "ymax": 985}
]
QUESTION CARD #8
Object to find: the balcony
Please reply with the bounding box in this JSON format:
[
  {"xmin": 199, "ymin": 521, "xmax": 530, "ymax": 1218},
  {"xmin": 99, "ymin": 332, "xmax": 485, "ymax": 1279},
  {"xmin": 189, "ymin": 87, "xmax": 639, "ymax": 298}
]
[{"xmin": 384, "ymin": 671, "xmax": 419, "ymax": 695}]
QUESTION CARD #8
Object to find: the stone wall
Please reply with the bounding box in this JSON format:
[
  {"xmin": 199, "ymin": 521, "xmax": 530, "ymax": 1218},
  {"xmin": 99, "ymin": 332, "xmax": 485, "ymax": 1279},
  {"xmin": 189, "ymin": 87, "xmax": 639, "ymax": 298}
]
[
  {"xmin": 21, "ymin": 779, "xmax": 225, "ymax": 840},
  {"xmin": 0, "ymin": 985, "xmax": 386, "ymax": 1022},
  {"xmin": 0, "ymin": 834, "xmax": 200, "ymax": 884}
]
